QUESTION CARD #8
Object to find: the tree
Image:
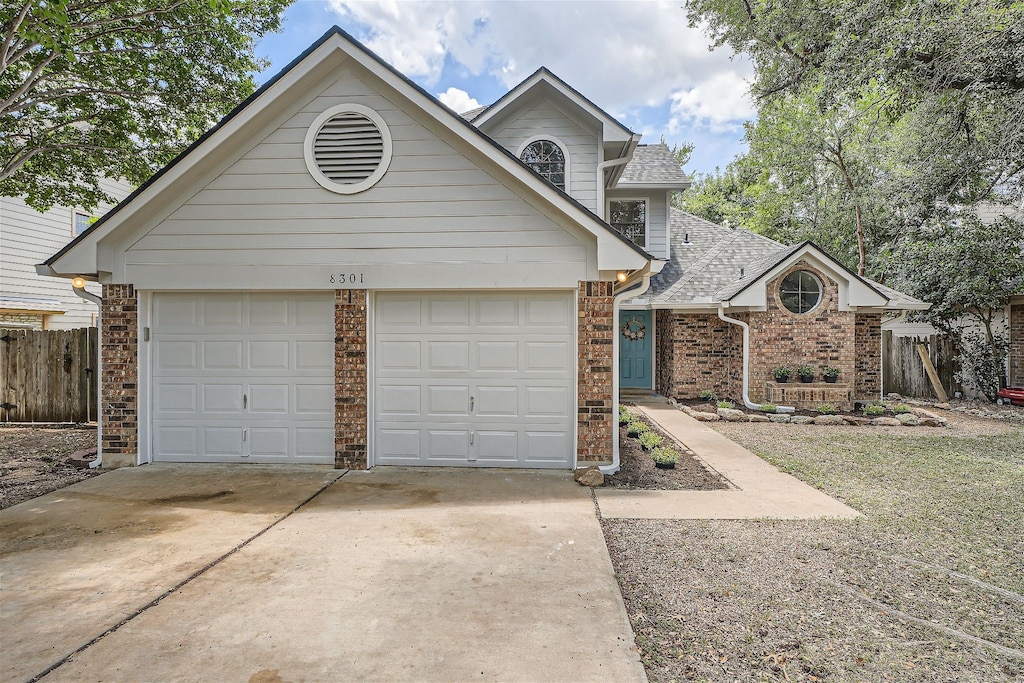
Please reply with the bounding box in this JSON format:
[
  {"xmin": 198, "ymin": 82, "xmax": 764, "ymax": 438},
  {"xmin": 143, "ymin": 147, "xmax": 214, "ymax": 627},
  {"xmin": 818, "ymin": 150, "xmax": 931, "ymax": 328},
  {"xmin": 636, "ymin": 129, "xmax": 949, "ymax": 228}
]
[
  {"xmin": 1, "ymin": 0, "xmax": 291, "ymax": 212},
  {"xmin": 893, "ymin": 209, "xmax": 1024, "ymax": 401}
]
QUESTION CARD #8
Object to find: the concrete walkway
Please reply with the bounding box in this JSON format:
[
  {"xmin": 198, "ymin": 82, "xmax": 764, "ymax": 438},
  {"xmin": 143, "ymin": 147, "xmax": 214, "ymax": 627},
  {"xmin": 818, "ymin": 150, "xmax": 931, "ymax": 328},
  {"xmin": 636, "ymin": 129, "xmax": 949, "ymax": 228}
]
[
  {"xmin": 2, "ymin": 465, "xmax": 645, "ymax": 683},
  {"xmin": 596, "ymin": 398, "xmax": 860, "ymax": 520}
]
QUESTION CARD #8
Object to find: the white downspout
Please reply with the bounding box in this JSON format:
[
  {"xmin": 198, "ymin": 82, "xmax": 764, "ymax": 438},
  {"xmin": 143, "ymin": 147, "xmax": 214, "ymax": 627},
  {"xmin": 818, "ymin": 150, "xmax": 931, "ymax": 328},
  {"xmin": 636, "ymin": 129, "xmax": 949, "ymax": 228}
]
[
  {"xmin": 596, "ymin": 135, "xmax": 641, "ymax": 211},
  {"xmin": 72, "ymin": 281, "xmax": 103, "ymax": 468},
  {"xmin": 602, "ymin": 272, "xmax": 654, "ymax": 475},
  {"xmin": 717, "ymin": 307, "xmax": 795, "ymax": 413}
]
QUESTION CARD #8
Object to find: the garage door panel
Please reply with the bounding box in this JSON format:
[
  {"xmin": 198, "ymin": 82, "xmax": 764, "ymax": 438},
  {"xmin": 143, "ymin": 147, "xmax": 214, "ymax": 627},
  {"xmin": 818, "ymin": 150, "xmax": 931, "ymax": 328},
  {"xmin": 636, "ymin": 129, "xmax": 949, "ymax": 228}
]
[
  {"xmin": 476, "ymin": 298, "xmax": 518, "ymax": 326},
  {"xmin": 475, "ymin": 431, "xmax": 518, "ymax": 462},
  {"xmin": 525, "ymin": 342, "xmax": 571, "ymax": 372},
  {"xmin": 378, "ymin": 428, "xmax": 421, "ymax": 459},
  {"xmin": 376, "ymin": 296, "xmax": 422, "ymax": 327},
  {"xmin": 476, "ymin": 386, "xmax": 518, "ymax": 416},
  {"xmin": 477, "ymin": 341, "xmax": 518, "ymax": 370},
  {"xmin": 429, "ymin": 297, "xmax": 470, "ymax": 326},
  {"xmin": 152, "ymin": 292, "xmax": 333, "ymax": 464},
  {"xmin": 525, "ymin": 386, "xmax": 570, "ymax": 417},
  {"xmin": 427, "ymin": 341, "xmax": 469, "ymax": 371},
  {"xmin": 427, "ymin": 430, "xmax": 470, "ymax": 460},
  {"xmin": 525, "ymin": 431, "xmax": 570, "ymax": 462},
  {"xmin": 427, "ymin": 385, "xmax": 470, "ymax": 415},
  {"xmin": 525, "ymin": 296, "xmax": 571, "ymax": 327},
  {"xmin": 377, "ymin": 385, "xmax": 421, "ymax": 416}
]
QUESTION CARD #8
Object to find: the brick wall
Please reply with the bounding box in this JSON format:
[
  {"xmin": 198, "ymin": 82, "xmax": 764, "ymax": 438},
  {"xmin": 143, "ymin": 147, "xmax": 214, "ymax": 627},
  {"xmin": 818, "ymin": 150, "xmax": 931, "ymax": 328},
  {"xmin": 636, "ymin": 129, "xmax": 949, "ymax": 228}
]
[
  {"xmin": 100, "ymin": 284, "xmax": 138, "ymax": 467},
  {"xmin": 655, "ymin": 310, "xmax": 740, "ymax": 400},
  {"xmin": 0, "ymin": 312, "xmax": 44, "ymax": 329},
  {"xmin": 855, "ymin": 313, "xmax": 883, "ymax": 400},
  {"xmin": 335, "ymin": 289, "xmax": 367, "ymax": 469},
  {"xmin": 1011, "ymin": 303, "xmax": 1024, "ymax": 386},
  {"xmin": 578, "ymin": 281, "xmax": 613, "ymax": 464}
]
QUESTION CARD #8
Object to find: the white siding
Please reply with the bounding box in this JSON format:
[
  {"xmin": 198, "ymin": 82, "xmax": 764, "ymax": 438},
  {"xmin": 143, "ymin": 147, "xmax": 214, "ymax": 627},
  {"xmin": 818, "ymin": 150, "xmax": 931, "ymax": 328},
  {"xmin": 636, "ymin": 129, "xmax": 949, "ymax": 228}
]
[
  {"xmin": 606, "ymin": 189, "xmax": 669, "ymax": 259},
  {"xmin": 0, "ymin": 178, "xmax": 131, "ymax": 328},
  {"xmin": 483, "ymin": 103, "xmax": 600, "ymax": 213},
  {"xmin": 116, "ymin": 65, "xmax": 597, "ymax": 290}
]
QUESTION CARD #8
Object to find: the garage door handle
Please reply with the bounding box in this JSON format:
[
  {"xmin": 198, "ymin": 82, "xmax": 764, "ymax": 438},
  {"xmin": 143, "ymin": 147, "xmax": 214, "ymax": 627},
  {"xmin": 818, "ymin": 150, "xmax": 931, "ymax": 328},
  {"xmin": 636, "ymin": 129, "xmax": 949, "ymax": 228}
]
[
  {"xmin": 470, "ymin": 396, "xmax": 474, "ymax": 412},
  {"xmin": 243, "ymin": 394, "xmax": 247, "ymax": 409}
]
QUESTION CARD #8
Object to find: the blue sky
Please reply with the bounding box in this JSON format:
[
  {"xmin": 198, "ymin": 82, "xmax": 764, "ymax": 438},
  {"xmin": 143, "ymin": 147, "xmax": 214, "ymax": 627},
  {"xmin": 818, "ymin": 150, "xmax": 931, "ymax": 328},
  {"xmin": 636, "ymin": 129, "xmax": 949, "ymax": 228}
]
[{"xmin": 255, "ymin": 1, "xmax": 755, "ymax": 176}]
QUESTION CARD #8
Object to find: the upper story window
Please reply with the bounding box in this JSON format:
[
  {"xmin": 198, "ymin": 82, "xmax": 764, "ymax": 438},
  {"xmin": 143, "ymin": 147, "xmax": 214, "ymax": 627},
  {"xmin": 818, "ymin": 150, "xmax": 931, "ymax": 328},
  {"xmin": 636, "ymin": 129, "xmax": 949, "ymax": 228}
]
[
  {"xmin": 73, "ymin": 211, "xmax": 93, "ymax": 236},
  {"xmin": 519, "ymin": 139, "xmax": 566, "ymax": 191},
  {"xmin": 779, "ymin": 270, "xmax": 823, "ymax": 314},
  {"xmin": 609, "ymin": 199, "xmax": 647, "ymax": 248}
]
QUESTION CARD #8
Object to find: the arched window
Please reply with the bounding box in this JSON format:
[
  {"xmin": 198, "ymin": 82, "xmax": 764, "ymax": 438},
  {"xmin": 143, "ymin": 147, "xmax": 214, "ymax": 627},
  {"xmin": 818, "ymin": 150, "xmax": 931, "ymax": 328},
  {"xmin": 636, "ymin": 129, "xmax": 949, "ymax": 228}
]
[{"xmin": 519, "ymin": 139, "xmax": 566, "ymax": 190}]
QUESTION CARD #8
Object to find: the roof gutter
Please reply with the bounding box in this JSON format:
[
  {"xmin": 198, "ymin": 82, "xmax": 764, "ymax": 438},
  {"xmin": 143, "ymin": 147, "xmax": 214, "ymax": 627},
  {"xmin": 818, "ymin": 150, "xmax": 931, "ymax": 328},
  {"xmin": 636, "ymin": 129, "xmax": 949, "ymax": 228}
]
[
  {"xmin": 717, "ymin": 306, "xmax": 795, "ymax": 414},
  {"xmin": 602, "ymin": 265, "xmax": 655, "ymax": 475}
]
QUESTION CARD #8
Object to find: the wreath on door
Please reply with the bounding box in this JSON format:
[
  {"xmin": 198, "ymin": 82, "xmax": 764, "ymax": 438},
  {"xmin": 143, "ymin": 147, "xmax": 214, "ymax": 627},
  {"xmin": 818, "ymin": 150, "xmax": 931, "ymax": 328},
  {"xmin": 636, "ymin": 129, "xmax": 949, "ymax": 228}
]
[{"xmin": 621, "ymin": 317, "xmax": 647, "ymax": 341}]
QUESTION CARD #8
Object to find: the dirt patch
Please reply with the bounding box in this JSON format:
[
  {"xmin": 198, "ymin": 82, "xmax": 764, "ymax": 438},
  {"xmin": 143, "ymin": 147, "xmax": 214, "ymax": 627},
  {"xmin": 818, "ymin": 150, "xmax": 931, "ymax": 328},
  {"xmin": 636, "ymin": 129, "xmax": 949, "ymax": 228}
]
[
  {"xmin": 603, "ymin": 413, "xmax": 1024, "ymax": 682},
  {"xmin": 605, "ymin": 412, "xmax": 729, "ymax": 491},
  {"xmin": 0, "ymin": 427, "xmax": 101, "ymax": 509}
]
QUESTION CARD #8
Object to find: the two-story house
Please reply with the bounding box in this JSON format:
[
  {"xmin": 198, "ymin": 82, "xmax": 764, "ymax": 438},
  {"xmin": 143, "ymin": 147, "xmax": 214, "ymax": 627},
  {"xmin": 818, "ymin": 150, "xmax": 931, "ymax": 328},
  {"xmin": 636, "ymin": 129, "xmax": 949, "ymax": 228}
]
[{"xmin": 40, "ymin": 27, "xmax": 925, "ymax": 471}]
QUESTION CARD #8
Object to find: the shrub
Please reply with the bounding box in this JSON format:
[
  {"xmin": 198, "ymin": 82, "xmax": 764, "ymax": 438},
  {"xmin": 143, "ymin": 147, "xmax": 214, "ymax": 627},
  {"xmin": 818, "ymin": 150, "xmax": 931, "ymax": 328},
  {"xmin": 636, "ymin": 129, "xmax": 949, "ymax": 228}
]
[
  {"xmin": 863, "ymin": 404, "xmax": 885, "ymax": 416},
  {"xmin": 816, "ymin": 403, "xmax": 838, "ymax": 415},
  {"xmin": 894, "ymin": 403, "xmax": 912, "ymax": 414},
  {"xmin": 618, "ymin": 404, "xmax": 634, "ymax": 424},
  {"xmin": 637, "ymin": 431, "xmax": 664, "ymax": 450},
  {"xmin": 626, "ymin": 420, "xmax": 648, "ymax": 437},
  {"xmin": 698, "ymin": 389, "xmax": 718, "ymax": 401},
  {"xmin": 651, "ymin": 446, "xmax": 680, "ymax": 466},
  {"xmin": 797, "ymin": 364, "xmax": 815, "ymax": 376},
  {"xmin": 717, "ymin": 400, "xmax": 735, "ymax": 409},
  {"xmin": 759, "ymin": 403, "xmax": 778, "ymax": 413},
  {"xmin": 773, "ymin": 366, "xmax": 793, "ymax": 380},
  {"xmin": 821, "ymin": 365, "xmax": 840, "ymax": 378}
]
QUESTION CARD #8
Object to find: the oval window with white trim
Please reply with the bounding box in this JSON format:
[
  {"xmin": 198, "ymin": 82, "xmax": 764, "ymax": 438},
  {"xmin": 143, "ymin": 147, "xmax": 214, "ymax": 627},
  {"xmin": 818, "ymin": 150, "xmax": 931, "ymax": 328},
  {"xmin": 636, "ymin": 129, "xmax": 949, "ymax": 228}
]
[
  {"xmin": 304, "ymin": 104, "xmax": 392, "ymax": 194},
  {"xmin": 779, "ymin": 270, "xmax": 823, "ymax": 314}
]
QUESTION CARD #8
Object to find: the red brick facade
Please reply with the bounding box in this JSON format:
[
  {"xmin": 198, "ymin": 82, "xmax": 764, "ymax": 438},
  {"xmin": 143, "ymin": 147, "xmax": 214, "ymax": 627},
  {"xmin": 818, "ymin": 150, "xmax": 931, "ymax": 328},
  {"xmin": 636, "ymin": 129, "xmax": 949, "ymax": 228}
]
[
  {"xmin": 1011, "ymin": 302, "xmax": 1024, "ymax": 387},
  {"xmin": 578, "ymin": 281, "xmax": 614, "ymax": 463},
  {"xmin": 335, "ymin": 289, "xmax": 368, "ymax": 469},
  {"xmin": 100, "ymin": 284, "xmax": 138, "ymax": 466},
  {"xmin": 655, "ymin": 262, "xmax": 885, "ymax": 409}
]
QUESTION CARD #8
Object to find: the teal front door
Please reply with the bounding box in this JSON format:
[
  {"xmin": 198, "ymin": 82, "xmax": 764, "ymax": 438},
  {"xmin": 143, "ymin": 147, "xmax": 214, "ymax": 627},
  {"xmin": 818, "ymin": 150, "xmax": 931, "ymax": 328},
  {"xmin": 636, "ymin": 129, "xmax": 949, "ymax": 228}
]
[{"xmin": 619, "ymin": 310, "xmax": 652, "ymax": 389}]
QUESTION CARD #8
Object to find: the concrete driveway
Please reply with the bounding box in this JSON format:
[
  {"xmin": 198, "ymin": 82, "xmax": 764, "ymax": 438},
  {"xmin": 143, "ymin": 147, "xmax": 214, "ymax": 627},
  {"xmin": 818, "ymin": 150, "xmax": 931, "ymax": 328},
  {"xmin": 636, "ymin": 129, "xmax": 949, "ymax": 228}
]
[{"xmin": 1, "ymin": 464, "xmax": 644, "ymax": 683}]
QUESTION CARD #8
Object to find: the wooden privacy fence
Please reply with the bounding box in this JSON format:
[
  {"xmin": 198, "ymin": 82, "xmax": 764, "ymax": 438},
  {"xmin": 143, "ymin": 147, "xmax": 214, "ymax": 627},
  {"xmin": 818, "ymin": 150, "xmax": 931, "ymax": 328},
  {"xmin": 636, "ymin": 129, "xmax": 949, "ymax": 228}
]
[
  {"xmin": 882, "ymin": 331, "xmax": 958, "ymax": 399},
  {"xmin": 0, "ymin": 327, "xmax": 99, "ymax": 423}
]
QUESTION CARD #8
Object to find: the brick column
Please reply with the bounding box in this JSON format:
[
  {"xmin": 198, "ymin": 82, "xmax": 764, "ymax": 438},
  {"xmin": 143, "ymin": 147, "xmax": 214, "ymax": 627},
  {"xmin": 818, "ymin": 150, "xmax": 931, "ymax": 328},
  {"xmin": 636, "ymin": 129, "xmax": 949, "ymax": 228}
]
[
  {"xmin": 1010, "ymin": 304, "xmax": 1024, "ymax": 386},
  {"xmin": 855, "ymin": 313, "xmax": 883, "ymax": 399},
  {"xmin": 577, "ymin": 281, "xmax": 613, "ymax": 464},
  {"xmin": 100, "ymin": 284, "xmax": 138, "ymax": 467},
  {"xmin": 335, "ymin": 289, "xmax": 367, "ymax": 469}
]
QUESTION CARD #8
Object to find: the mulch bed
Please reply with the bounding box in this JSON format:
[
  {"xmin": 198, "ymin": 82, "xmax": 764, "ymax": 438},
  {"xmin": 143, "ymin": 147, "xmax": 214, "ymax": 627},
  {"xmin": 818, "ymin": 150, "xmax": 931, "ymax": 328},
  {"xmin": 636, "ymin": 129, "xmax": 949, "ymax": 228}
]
[
  {"xmin": 604, "ymin": 412, "xmax": 730, "ymax": 491},
  {"xmin": 0, "ymin": 427, "xmax": 101, "ymax": 510}
]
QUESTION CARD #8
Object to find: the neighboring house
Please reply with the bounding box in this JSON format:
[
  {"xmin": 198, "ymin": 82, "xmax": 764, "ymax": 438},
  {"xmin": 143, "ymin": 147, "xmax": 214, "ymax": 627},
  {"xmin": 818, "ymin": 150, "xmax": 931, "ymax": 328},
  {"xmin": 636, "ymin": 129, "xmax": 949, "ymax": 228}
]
[
  {"xmin": 40, "ymin": 27, "xmax": 924, "ymax": 472},
  {"xmin": 1, "ymin": 178, "xmax": 132, "ymax": 329}
]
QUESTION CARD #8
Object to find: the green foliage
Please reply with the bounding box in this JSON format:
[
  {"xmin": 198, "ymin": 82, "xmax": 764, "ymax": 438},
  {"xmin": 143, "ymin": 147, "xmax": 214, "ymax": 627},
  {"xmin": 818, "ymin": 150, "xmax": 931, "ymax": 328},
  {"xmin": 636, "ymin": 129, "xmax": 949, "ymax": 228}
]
[
  {"xmin": 619, "ymin": 404, "xmax": 635, "ymax": 425},
  {"xmin": 759, "ymin": 403, "xmax": 778, "ymax": 413},
  {"xmin": 893, "ymin": 404, "xmax": 912, "ymax": 415},
  {"xmin": 637, "ymin": 431, "xmax": 664, "ymax": 451},
  {"xmin": 796, "ymin": 365, "xmax": 814, "ymax": 377},
  {"xmin": 773, "ymin": 366, "xmax": 792, "ymax": 380},
  {"xmin": 651, "ymin": 446, "xmax": 680, "ymax": 466},
  {"xmin": 863, "ymin": 404, "xmax": 886, "ymax": 416},
  {"xmin": 627, "ymin": 421, "xmax": 649, "ymax": 437},
  {"xmin": 894, "ymin": 210, "xmax": 1024, "ymax": 401},
  {"xmin": 816, "ymin": 403, "xmax": 838, "ymax": 415},
  {"xmin": 821, "ymin": 365, "xmax": 840, "ymax": 378},
  {"xmin": 698, "ymin": 389, "xmax": 718, "ymax": 401},
  {"xmin": 1, "ymin": 0, "xmax": 292, "ymax": 211},
  {"xmin": 717, "ymin": 400, "xmax": 735, "ymax": 409}
]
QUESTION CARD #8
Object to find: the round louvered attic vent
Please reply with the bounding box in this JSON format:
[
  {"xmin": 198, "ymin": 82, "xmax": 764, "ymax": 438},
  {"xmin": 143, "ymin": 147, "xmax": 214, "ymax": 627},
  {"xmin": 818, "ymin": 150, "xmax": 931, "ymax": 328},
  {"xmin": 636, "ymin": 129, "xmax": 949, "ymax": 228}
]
[{"xmin": 304, "ymin": 104, "xmax": 392, "ymax": 194}]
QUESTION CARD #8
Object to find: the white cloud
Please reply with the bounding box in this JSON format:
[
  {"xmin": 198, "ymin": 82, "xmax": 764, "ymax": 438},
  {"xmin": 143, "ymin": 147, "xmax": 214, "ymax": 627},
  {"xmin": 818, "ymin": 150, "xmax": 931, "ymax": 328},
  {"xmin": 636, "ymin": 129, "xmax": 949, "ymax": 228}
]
[
  {"xmin": 668, "ymin": 71, "xmax": 756, "ymax": 134},
  {"xmin": 327, "ymin": 0, "xmax": 754, "ymax": 118},
  {"xmin": 436, "ymin": 87, "xmax": 480, "ymax": 113}
]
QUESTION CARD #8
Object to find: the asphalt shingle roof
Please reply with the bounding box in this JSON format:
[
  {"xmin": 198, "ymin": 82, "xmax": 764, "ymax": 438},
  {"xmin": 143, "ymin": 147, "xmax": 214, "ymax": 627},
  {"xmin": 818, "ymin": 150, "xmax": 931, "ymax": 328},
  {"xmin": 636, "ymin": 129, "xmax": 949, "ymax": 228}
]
[{"xmin": 617, "ymin": 143, "xmax": 690, "ymax": 186}]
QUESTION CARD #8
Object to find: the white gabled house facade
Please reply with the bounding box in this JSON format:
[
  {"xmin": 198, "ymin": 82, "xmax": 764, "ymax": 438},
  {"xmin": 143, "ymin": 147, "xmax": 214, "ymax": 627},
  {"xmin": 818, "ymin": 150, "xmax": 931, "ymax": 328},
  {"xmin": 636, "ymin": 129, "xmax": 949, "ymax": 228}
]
[{"xmin": 41, "ymin": 27, "xmax": 671, "ymax": 471}]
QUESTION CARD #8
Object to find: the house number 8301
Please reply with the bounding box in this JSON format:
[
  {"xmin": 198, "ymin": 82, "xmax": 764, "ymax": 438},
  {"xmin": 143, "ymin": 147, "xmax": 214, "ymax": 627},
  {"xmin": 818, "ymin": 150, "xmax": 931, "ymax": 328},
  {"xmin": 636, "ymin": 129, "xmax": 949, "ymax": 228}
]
[{"xmin": 330, "ymin": 273, "xmax": 364, "ymax": 284}]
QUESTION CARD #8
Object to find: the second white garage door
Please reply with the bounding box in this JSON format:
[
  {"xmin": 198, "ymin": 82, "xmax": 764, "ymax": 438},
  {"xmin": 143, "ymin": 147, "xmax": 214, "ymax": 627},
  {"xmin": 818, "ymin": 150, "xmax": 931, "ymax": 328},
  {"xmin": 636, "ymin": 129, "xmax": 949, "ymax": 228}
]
[{"xmin": 374, "ymin": 291, "xmax": 575, "ymax": 468}]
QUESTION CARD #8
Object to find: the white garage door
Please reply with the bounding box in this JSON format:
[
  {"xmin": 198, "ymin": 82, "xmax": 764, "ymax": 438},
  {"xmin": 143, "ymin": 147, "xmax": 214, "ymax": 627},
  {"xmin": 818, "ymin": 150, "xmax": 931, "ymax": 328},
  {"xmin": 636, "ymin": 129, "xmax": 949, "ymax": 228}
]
[
  {"xmin": 374, "ymin": 291, "xmax": 575, "ymax": 468},
  {"xmin": 151, "ymin": 292, "xmax": 334, "ymax": 463}
]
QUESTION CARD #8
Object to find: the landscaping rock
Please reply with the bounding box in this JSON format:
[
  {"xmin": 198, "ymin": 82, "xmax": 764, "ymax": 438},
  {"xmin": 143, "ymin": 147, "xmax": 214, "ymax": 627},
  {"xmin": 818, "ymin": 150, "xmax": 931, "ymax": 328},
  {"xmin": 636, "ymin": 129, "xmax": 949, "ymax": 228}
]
[
  {"xmin": 842, "ymin": 416, "xmax": 871, "ymax": 426},
  {"xmin": 911, "ymin": 407, "xmax": 946, "ymax": 424},
  {"xmin": 768, "ymin": 414, "xmax": 791, "ymax": 423},
  {"xmin": 812, "ymin": 415, "xmax": 845, "ymax": 426},
  {"xmin": 897, "ymin": 413, "xmax": 920, "ymax": 426},
  {"xmin": 748, "ymin": 415, "xmax": 770, "ymax": 423},
  {"xmin": 690, "ymin": 411, "xmax": 720, "ymax": 422},
  {"xmin": 934, "ymin": 402, "xmax": 952, "ymax": 410},
  {"xmin": 574, "ymin": 466, "xmax": 604, "ymax": 487},
  {"xmin": 717, "ymin": 408, "xmax": 747, "ymax": 422},
  {"xmin": 919, "ymin": 418, "xmax": 944, "ymax": 427},
  {"xmin": 871, "ymin": 417, "xmax": 902, "ymax": 426},
  {"xmin": 790, "ymin": 416, "xmax": 814, "ymax": 425}
]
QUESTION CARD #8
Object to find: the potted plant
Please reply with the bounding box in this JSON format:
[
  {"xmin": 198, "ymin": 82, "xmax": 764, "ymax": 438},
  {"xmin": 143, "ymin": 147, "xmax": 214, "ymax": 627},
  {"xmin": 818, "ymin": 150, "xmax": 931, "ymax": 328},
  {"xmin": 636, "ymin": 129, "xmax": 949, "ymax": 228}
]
[
  {"xmin": 821, "ymin": 365, "xmax": 840, "ymax": 383},
  {"xmin": 651, "ymin": 446, "xmax": 680, "ymax": 469},
  {"xmin": 773, "ymin": 366, "xmax": 793, "ymax": 383},
  {"xmin": 797, "ymin": 364, "xmax": 815, "ymax": 382}
]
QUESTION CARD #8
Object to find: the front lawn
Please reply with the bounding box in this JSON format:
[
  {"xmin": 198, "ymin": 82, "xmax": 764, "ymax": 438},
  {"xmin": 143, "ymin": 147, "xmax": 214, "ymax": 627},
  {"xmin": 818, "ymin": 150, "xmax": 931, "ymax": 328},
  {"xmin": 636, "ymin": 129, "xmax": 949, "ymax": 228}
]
[{"xmin": 603, "ymin": 414, "xmax": 1024, "ymax": 681}]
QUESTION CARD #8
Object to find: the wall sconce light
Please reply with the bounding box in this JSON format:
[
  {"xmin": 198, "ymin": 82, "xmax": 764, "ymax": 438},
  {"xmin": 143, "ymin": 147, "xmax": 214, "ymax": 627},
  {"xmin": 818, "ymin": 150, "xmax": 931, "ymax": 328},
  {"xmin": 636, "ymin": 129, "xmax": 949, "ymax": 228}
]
[
  {"xmin": 616, "ymin": 271, "xmax": 629, "ymax": 283},
  {"xmin": 72, "ymin": 277, "xmax": 87, "ymax": 289}
]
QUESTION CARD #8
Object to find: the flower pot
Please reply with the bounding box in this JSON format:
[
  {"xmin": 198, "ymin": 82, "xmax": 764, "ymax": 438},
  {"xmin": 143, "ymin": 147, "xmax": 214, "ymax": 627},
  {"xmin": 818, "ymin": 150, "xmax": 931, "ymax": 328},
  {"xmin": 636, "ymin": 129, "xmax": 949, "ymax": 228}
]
[
  {"xmin": 824, "ymin": 375, "xmax": 838, "ymax": 384},
  {"xmin": 776, "ymin": 375, "xmax": 790, "ymax": 383},
  {"xmin": 654, "ymin": 462, "xmax": 676, "ymax": 470},
  {"xmin": 799, "ymin": 374, "xmax": 814, "ymax": 383}
]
